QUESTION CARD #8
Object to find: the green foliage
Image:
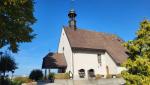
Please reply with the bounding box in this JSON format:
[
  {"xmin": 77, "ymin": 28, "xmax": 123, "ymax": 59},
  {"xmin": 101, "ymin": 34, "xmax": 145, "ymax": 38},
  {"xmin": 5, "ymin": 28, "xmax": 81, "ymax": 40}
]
[
  {"xmin": 0, "ymin": 78, "xmax": 11, "ymax": 85},
  {"xmin": 48, "ymin": 73, "xmax": 55, "ymax": 79},
  {"xmin": 116, "ymin": 74, "xmax": 122, "ymax": 78},
  {"xmin": 29, "ymin": 69, "xmax": 43, "ymax": 81},
  {"xmin": 0, "ymin": 77, "xmax": 31, "ymax": 85},
  {"xmin": 106, "ymin": 74, "xmax": 112, "ymax": 79},
  {"xmin": 0, "ymin": 0, "xmax": 36, "ymax": 53},
  {"xmin": 13, "ymin": 77, "xmax": 33, "ymax": 84},
  {"xmin": 95, "ymin": 74, "xmax": 103, "ymax": 79},
  {"xmin": 0, "ymin": 52, "xmax": 17, "ymax": 76},
  {"xmin": 11, "ymin": 81, "xmax": 22, "ymax": 85},
  {"xmin": 122, "ymin": 20, "xmax": 150, "ymax": 85},
  {"xmin": 54, "ymin": 73, "xmax": 70, "ymax": 79}
]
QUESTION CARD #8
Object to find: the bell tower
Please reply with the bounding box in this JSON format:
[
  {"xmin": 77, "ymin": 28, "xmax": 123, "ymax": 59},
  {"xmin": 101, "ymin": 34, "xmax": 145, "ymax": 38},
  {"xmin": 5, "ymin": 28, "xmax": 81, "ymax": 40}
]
[{"xmin": 68, "ymin": 9, "xmax": 77, "ymax": 29}]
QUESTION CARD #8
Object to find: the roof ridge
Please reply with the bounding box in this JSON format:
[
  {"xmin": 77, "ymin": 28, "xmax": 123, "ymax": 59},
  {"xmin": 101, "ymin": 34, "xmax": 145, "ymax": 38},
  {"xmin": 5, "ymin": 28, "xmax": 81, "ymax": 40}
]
[{"xmin": 63, "ymin": 26, "xmax": 116, "ymax": 37}]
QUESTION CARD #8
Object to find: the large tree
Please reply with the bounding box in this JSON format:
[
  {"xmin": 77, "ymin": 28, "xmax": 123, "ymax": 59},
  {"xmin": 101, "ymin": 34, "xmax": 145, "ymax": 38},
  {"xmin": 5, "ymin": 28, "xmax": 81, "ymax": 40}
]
[
  {"xmin": 0, "ymin": 0, "xmax": 36, "ymax": 53},
  {"xmin": 122, "ymin": 20, "xmax": 150, "ymax": 85}
]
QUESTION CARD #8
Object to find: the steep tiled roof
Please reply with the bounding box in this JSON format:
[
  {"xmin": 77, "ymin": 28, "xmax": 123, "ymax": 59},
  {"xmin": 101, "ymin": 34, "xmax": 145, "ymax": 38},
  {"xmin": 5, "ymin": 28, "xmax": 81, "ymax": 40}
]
[
  {"xmin": 42, "ymin": 53, "xmax": 67, "ymax": 69},
  {"xmin": 64, "ymin": 27, "xmax": 128, "ymax": 65}
]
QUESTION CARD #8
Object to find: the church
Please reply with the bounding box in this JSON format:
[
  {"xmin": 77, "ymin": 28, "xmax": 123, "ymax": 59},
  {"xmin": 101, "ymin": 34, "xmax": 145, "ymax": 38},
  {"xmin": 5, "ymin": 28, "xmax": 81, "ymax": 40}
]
[{"xmin": 42, "ymin": 9, "xmax": 128, "ymax": 80}]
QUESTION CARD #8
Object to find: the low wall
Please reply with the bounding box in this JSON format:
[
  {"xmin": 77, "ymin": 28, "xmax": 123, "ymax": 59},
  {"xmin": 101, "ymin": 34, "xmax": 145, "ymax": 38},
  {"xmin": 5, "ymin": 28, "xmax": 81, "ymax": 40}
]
[
  {"xmin": 22, "ymin": 82, "xmax": 37, "ymax": 85},
  {"xmin": 38, "ymin": 78, "xmax": 125, "ymax": 85}
]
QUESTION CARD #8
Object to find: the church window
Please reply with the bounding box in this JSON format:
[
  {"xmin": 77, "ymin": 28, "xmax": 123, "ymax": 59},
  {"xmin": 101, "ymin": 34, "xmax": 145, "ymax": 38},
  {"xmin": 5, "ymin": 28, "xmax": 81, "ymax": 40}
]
[
  {"xmin": 88, "ymin": 69, "xmax": 95, "ymax": 78},
  {"xmin": 78, "ymin": 69, "xmax": 85, "ymax": 78},
  {"xmin": 97, "ymin": 54, "xmax": 101, "ymax": 65}
]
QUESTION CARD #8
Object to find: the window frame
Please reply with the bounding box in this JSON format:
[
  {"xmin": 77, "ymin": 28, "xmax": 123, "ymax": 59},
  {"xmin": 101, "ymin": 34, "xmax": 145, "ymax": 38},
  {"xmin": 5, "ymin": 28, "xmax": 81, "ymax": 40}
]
[
  {"xmin": 78, "ymin": 69, "xmax": 85, "ymax": 78},
  {"xmin": 97, "ymin": 54, "xmax": 102, "ymax": 65}
]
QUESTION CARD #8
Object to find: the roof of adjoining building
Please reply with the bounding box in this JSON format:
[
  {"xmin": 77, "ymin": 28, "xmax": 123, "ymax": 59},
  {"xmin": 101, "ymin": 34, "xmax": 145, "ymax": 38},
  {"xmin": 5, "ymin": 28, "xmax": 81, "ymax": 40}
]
[
  {"xmin": 64, "ymin": 27, "xmax": 128, "ymax": 65},
  {"xmin": 42, "ymin": 53, "xmax": 67, "ymax": 69}
]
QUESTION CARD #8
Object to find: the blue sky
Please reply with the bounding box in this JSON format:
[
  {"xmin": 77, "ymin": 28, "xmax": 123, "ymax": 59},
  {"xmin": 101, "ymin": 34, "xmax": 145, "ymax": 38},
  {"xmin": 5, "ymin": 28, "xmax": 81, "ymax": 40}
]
[{"xmin": 4, "ymin": 0, "xmax": 150, "ymax": 76}]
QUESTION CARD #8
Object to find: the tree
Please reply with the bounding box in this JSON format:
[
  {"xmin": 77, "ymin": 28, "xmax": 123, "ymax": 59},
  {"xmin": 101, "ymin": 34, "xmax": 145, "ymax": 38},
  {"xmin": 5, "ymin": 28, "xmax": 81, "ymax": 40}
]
[
  {"xmin": 0, "ymin": 52, "xmax": 17, "ymax": 77},
  {"xmin": 29, "ymin": 69, "xmax": 43, "ymax": 81},
  {"xmin": 121, "ymin": 20, "xmax": 150, "ymax": 85},
  {"xmin": 0, "ymin": 0, "xmax": 36, "ymax": 53}
]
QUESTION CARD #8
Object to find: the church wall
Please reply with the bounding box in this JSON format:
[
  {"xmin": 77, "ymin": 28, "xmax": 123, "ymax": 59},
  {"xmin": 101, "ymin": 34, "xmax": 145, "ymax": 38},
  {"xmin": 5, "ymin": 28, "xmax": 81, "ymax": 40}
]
[
  {"xmin": 103, "ymin": 52, "xmax": 118, "ymax": 75},
  {"xmin": 73, "ymin": 51, "xmax": 103, "ymax": 80},
  {"xmin": 117, "ymin": 67, "xmax": 126, "ymax": 74},
  {"xmin": 103, "ymin": 52, "xmax": 126, "ymax": 75},
  {"xmin": 58, "ymin": 28, "xmax": 73, "ymax": 73},
  {"xmin": 57, "ymin": 28, "xmax": 125, "ymax": 79},
  {"xmin": 72, "ymin": 51, "xmax": 125, "ymax": 79}
]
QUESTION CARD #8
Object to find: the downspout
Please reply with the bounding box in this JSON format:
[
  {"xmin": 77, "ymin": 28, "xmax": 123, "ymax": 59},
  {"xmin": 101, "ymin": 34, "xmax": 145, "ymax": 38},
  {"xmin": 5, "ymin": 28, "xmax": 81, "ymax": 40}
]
[{"xmin": 72, "ymin": 51, "xmax": 74, "ymax": 79}]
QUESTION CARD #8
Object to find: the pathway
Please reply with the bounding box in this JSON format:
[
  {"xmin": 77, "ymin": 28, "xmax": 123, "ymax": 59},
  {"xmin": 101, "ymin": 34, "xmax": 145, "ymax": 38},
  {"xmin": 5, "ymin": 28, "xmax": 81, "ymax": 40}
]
[{"xmin": 37, "ymin": 78, "xmax": 125, "ymax": 85}]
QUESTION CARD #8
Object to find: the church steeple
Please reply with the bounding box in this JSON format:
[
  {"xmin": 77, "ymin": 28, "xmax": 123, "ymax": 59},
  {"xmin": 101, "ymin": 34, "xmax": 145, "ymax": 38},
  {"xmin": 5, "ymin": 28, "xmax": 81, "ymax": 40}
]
[{"xmin": 68, "ymin": 9, "xmax": 77, "ymax": 29}]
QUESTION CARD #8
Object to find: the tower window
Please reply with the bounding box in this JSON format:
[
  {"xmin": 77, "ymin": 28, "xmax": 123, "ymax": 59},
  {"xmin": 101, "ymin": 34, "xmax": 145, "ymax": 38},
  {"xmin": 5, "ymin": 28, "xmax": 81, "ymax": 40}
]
[{"xmin": 97, "ymin": 54, "xmax": 101, "ymax": 65}]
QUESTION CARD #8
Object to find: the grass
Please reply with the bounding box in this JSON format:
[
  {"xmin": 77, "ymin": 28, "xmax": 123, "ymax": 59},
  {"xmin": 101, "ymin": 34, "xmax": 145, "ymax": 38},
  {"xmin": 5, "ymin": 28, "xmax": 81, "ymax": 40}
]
[{"xmin": 54, "ymin": 73, "xmax": 70, "ymax": 79}]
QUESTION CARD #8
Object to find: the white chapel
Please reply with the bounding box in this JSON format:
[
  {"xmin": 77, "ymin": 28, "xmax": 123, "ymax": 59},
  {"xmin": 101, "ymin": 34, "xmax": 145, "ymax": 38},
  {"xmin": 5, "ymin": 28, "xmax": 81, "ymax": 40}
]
[{"xmin": 42, "ymin": 9, "xmax": 128, "ymax": 80}]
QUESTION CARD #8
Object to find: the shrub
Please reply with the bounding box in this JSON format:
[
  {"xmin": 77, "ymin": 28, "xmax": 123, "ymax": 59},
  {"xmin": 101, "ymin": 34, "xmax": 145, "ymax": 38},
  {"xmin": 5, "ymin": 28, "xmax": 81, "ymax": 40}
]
[
  {"xmin": 29, "ymin": 69, "xmax": 43, "ymax": 81},
  {"xmin": 106, "ymin": 74, "xmax": 112, "ymax": 79},
  {"xmin": 116, "ymin": 74, "xmax": 122, "ymax": 78},
  {"xmin": 0, "ymin": 77, "xmax": 32, "ymax": 85},
  {"xmin": 48, "ymin": 73, "xmax": 55, "ymax": 79},
  {"xmin": 0, "ymin": 78, "xmax": 11, "ymax": 85},
  {"xmin": 0, "ymin": 53, "xmax": 17, "ymax": 77},
  {"xmin": 13, "ymin": 77, "xmax": 32, "ymax": 84},
  {"xmin": 48, "ymin": 73, "xmax": 55, "ymax": 83},
  {"xmin": 54, "ymin": 73, "xmax": 70, "ymax": 79},
  {"xmin": 11, "ymin": 80, "xmax": 22, "ymax": 85}
]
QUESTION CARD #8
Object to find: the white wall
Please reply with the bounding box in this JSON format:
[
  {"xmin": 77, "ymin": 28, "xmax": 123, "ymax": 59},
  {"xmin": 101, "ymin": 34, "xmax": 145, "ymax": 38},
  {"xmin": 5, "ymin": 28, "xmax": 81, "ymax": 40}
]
[
  {"xmin": 73, "ymin": 51, "xmax": 102, "ymax": 79},
  {"xmin": 58, "ymin": 28, "xmax": 73, "ymax": 73},
  {"xmin": 103, "ymin": 52, "xmax": 118, "ymax": 75},
  {"xmin": 117, "ymin": 67, "xmax": 126, "ymax": 74},
  {"xmin": 72, "ymin": 51, "xmax": 125, "ymax": 79},
  {"xmin": 103, "ymin": 52, "xmax": 126, "ymax": 75}
]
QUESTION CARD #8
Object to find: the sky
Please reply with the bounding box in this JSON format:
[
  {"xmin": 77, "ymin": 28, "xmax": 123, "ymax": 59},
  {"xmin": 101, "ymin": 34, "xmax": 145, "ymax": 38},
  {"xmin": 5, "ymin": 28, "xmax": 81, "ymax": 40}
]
[{"xmin": 2, "ymin": 0, "xmax": 150, "ymax": 76}]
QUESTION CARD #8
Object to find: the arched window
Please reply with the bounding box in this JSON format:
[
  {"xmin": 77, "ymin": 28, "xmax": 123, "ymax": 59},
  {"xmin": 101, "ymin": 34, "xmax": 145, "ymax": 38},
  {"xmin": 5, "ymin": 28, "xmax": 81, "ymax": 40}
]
[
  {"xmin": 88, "ymin": 69, "xmax": 95, "ymax": 78},
  {"xmin": 78, "ymin": 69, "xmax": 85, "ymax": 78}
]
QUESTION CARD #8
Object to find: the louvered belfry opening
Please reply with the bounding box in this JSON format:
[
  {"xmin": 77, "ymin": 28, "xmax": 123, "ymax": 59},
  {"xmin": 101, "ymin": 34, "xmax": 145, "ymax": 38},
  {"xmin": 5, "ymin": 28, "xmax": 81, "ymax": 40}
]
[{"xmin": 68, "ymin": 9, "xmax": 77, "ymax": 30}]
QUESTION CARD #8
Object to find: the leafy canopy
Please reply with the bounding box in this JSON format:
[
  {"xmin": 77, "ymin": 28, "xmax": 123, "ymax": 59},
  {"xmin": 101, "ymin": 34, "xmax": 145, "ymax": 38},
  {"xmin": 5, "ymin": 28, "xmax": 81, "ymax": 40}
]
[
  {"xmin": 0, "ymin": 0, "xmax": 36, "ymax": 53},
  {"xmin": 122, "ymin": 20, "xmax": 150, "ymax": 85}
]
